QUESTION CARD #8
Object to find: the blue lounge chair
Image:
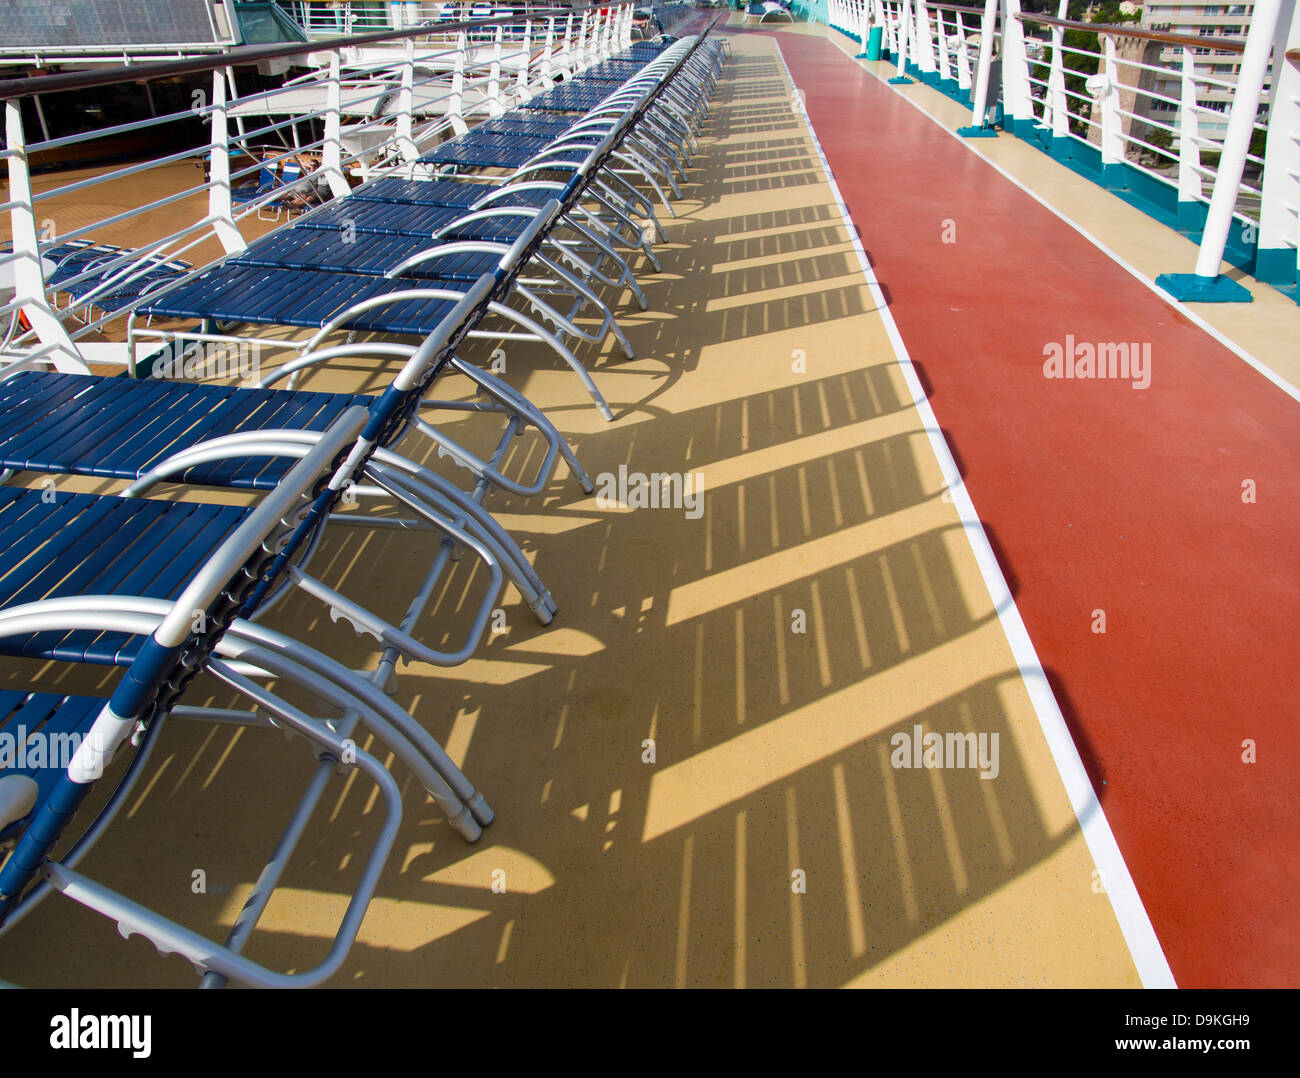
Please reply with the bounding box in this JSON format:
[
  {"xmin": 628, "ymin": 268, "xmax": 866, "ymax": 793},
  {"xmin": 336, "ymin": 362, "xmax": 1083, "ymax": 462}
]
[{"xmin": 0, "ymin": 404, "xmax": 491, "ymax": 986}]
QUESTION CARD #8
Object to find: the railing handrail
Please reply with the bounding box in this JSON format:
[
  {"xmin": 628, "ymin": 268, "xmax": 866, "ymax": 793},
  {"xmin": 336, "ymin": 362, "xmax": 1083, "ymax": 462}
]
[
  {"xmin": 1015, "ymin": 12, "xmax": 1248, "ymax": 56},
  {"xmin": 0, "ymin": 4, "xmax": 602, "ymax": 102},
  {"xmin": 921, "ymin": 3, "xmax": 988, "ymax": 17}
]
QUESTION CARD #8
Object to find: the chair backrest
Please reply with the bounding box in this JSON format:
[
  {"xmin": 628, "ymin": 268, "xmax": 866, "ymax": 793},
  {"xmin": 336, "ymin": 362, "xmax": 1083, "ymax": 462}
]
[{"xmin": 238, "ymin": 273, "xmax": 499, "ymax": 617}]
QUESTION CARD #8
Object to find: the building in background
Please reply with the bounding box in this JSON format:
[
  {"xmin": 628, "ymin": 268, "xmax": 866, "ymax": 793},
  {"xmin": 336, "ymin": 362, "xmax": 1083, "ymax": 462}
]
[{"xmin": 1140, "ymin": 2, "xmax": 1258, "ymax": 140}]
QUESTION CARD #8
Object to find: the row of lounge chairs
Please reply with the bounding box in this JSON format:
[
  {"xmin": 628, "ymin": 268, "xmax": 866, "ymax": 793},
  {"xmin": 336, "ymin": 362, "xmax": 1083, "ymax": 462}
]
[{"xmin": 0, "ymin": 27, "xmax": 728, "ymax": 986}]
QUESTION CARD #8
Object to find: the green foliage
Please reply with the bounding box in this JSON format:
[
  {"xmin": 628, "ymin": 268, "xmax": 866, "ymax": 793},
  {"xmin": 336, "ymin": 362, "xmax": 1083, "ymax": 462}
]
[{"xmin": 1039, "ymin": 6, "xmax": 1143, "ymax": 137}]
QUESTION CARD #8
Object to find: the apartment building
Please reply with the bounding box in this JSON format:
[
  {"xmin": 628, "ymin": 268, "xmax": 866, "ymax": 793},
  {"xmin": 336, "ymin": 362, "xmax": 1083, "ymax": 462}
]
[{"xmin": 1140, "ymin": 2, "xmax": 1258, "ymax": 137}]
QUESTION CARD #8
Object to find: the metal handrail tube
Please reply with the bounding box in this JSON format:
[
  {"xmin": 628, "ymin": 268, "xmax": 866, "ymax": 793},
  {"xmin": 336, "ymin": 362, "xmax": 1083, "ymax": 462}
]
[
  {"xmin": 1016, "ymin": 12, "xmax": 1247, "ymax": 55},
  {"xmin": 23, "ymin": 104, "xmax": 212, "ymax": 155}
]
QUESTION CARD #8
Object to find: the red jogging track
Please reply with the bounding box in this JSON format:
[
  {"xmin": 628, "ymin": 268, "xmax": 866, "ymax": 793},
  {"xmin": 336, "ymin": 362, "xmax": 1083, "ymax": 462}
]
[{"xmin": 750, "ymin": 30, "xmax": 1300, "ymax": 987}]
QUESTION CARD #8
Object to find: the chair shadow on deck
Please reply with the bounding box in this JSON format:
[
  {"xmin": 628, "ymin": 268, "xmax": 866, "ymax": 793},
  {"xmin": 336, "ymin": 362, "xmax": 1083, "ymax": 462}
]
[{"xmin": 0, "ymin": 36, "xmax": 1110, "ymax": 988}]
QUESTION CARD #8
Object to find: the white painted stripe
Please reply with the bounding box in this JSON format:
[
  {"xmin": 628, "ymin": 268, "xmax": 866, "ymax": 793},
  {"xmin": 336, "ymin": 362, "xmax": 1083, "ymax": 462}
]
[
  {"xmin": 766, "ymin": 35, "xmax": 1178, "ymax": 989},
  {"xmin": 821, "ymin": 31, "xmax": 1300, "ymax": 405}
]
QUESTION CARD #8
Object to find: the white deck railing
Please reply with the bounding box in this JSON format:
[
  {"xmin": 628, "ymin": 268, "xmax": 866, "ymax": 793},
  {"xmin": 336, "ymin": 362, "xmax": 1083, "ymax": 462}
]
[
  {"xmin": 814, "ymin": 0, "xmax": 1300, "ymax": 301},
  {"xmin": 0, "ymin": 4, "xmax": 639, "ymax": 373}
]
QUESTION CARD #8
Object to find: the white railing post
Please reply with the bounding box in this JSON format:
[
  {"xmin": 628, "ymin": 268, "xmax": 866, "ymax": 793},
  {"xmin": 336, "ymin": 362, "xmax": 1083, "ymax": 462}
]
[
  {"xmin": 450, "ymin": 30, "xmax": 469, "ymax": 135},
  {"xmin": 915, "ymin": 2, "xmax": 937, "ymax": 78},
  {"xmin": 397, "ymin": 36, "xmax": 418, "ymax": 162},
  {"xmin": 488, "ymin": 24, "xmax": 504, "ymax": 117},
  {"xmin": 208, "ymin": 69, "xmax": 246, "ymax": 255},
  {"xmin": 1256, "ymin": 3, "xmax": 1300, "ymax": 290},
  {"xmin": 560, "ymin": 14, "xmax": 573, "ymax": 78},
  {"xmin": 1176, "ymin": 47, "xmax": 1204, "ymax": 215},
  {"xmin": 541, "ymin": 16, "xmax": 555, "ymax": 87},
  {"xmin": 961, "ymin": 0, "xmax": 999, "ymax": 133},
  {"xmin": 935, "ymin": 11, "xmax": 953, "ymax": 85},
  {"xmin": 999, "ymin": 0, "xmax": 1034, "ymax": 135},
  {"xmin": 1191, "ymin": 0, "xmax": 1281, "ymax": 278},
  {"xmin": 1157, "ymin": 0, "xmax": 1285, "ymax": 300},
  {"xmin": 321, "ymin": 51, "xmax": 352, "ymax": 198},
  {"xmin": 1098, "ymin": 35, "xmax": 1124, "ymax": 172},
  {"xmin": 954, "ymin": 10, "xmax": 973, "ymax": 93},
  {"xmin": 516, "ymin": 19, "xmax": 533, "ymax": 102},
  {"xmin": 577, "ymin": 11, "xmax": 589, "ymax": 72},
  {"xmin": 888, "ymin": 0, "xmax": 914, "ymax": 83},
  {"xmin": 1046, "ymin": 3, "xmax": 1069, "ymax": 138},
  {"xmin": 2, "ymin": 100, "xmax": 83, "ymax": 370}
]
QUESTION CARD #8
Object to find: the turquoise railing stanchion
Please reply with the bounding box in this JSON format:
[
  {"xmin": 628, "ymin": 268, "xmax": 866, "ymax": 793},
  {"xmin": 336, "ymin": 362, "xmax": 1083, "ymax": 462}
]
[
  {"xmin": 1156, "ymin": 0, "xmax": 1285, "ymax": 303},
  {"xmin": 865, "ymin": 24, "xmax": 883, "ymax": 60}
]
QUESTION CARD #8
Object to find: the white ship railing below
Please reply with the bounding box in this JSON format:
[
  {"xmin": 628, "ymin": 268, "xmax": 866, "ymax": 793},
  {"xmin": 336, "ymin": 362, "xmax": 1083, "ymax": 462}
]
[{"xmin": 0, "ymin": 3, "xmax": 638, "ymax": 372}]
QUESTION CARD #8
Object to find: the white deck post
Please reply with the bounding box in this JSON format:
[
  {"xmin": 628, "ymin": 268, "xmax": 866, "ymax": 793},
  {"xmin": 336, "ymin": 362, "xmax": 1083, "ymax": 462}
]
[
  {"xmin": 1251, "ymin": 1, "xmax": 1298, "ymax": 291},
  {"xmin": 936, "ymin": 10, "xmax": 953, "ymax": 85},
  {"xmin": 560, "ymin": 14, "xmax": 573, "ymax": 78},
  {"xmin": 955, "ymin": 9, "xmax": 972, "ymax": 92},
  {"xmin": 1157, "ymin": 0, "xmax": 1285, "ymax": 299},
  {"xmin": 961, "ymin": 0, "xmax": 999, "ymax": 133},
  {"xmin": 450, "ymin": 30, "xmax": 469, "ymax": 135},
  {"xmin": 915, "ymin": 2, "xmax": 936, "ymax": 78},
  {"xmin": 541, "ymin": 16, "xmax": 555, "ymax": 88},
  {"xmin": 488, "ymin": 24, "xmax": 504, "ymax": 117},
  {"xmin": 3, "ymin": 101, "xmax": 84, "ymax": 370},
  {"xmin": 321, "ymin": 52, "xmax": 352, "ymax": 198},
  {"xmin": 516, "ymin": 19, "xmax": 534, "ymax": 102},
  {"xmin": 888, "ymin": 0, "xmax": 914, "ymax": 83},
  {"xmin": 1098, "ymin": 34, "xmax": 1124, "ymax": 172},
  {"xmin": 1046, "ymin": 0, "xmax": 1069, "ymax": 138},
  {"xmin": 999, "ymin": 0, "xmax": 1034, "ymax": 136},
  {"xmin": 397, "ymin": 37, "xmax": 418, "ymax": 162},
  {"xmin": 208, "ymin": 68, "xmax": 247, "ymax": 254},
  {"xmin": 1176, "ymin": 47, "xmax": 1204, "ymax": 216}
]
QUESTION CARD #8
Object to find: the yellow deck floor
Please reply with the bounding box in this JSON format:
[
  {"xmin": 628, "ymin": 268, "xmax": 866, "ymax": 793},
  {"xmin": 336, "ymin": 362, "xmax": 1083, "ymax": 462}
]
[{"xmin": 0, "ymin": 30, "xmax": 1145, "ymax": 987}]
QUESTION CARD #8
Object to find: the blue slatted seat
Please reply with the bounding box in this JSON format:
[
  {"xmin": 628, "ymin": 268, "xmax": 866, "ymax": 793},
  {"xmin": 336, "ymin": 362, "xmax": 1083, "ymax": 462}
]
[
  {"xmin": 348, "ymin": 176, "xmax": 492, "ymax": 205},
  {"xmin": 229, "ymin": 227, "xmax": 500, "ymax": 281},
  {"xmin": 462, "ymin": 115, "xmax": 573, "ymax": 140},
  {"xmin": 612, "ymin": 42, "xmax": 672, "ymax": 60},
  {"xmin": 0, "ymin": 487, "xmax": 248, "ymax": 664},
  {"xmin": 141, "ymin": 265, "xmax": 462, "ymax": 336},
  {"xmin": 0, "ymin": 405, "xmax": 498, "ymax": 986},
  {"xmin": 293, "ymin": 199, "xmax": 538, "ymax": 243},
  {"xmin": 0, "ymin": 373, "xmax": 371, "ymax": 491},
  {"xmin": 421, "ymin": 126, "xmax": 611, "ymax": 171},
  {"xmin": 294, "ymin": 199, "xmax": 466, "ymax": 237},
  {"xmin": 576, "ymin": 60, "xmax": 654, "ymax": 80},
  {"xmin": 420, "ymin": 131, "xmax": 553, "ymax": 168},
  {"xmin": 523, "ymin": 83, "xmax": 622, "ymax": 112}
]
